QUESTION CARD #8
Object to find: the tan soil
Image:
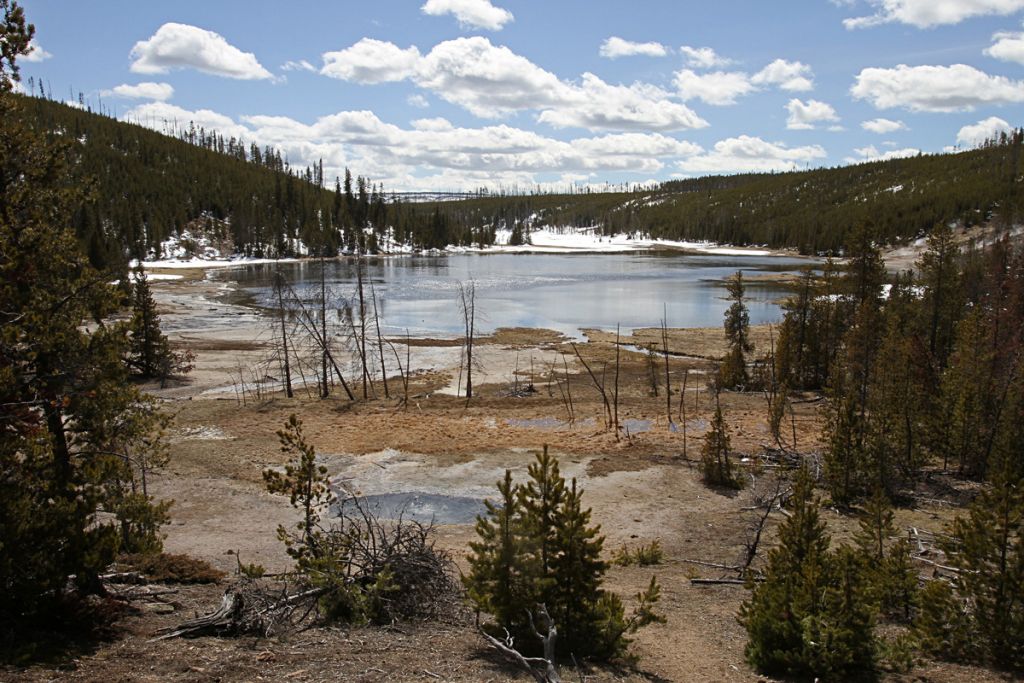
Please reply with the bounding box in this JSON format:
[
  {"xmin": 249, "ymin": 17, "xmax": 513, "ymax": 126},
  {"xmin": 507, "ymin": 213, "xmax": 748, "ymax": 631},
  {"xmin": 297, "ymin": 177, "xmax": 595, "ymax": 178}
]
[{"xmin": 5, "ymin": 273, "xmax": 1006, "ymax": 683}]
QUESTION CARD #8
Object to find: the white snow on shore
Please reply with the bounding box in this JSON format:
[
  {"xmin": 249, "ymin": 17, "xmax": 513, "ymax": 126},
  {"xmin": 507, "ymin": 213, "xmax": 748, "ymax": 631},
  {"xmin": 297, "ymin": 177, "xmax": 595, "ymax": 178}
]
[{"xmin": 141, "ymin": 226, "xmax": 777, "ymax": 269}]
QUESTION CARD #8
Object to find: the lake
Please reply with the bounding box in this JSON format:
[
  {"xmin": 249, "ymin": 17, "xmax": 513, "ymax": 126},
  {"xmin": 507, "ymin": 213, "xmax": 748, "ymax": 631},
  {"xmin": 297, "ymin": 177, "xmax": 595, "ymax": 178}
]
[{"xmin": 211, "ymin": 252, "xmax": 810, "ymax": 338}]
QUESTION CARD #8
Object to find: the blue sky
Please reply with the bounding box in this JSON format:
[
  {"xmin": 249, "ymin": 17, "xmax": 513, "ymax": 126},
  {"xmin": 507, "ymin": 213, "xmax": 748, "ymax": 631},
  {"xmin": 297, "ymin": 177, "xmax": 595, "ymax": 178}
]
[{"xmin": 16, "ymin": 0, "xmax": 1024, "ymax": 191}]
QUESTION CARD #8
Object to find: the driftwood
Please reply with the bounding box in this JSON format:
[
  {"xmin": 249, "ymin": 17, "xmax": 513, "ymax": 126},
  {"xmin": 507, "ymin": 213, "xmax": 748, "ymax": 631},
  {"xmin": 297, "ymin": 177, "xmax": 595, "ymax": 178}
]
[
  {"xmin": 479, "ymin": 604, "xmax": 561, "ymax": 683},
  {"xmin": 690, "ymin": 578, "xmax": 749, "ymax": 585},
  {"xmin": 153, "ymin": 591, "xmax": 242, "ymax": 640}
]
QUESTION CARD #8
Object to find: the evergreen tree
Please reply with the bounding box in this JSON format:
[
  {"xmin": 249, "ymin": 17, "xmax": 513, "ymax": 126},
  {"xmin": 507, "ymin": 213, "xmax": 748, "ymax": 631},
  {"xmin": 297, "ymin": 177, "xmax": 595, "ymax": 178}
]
[
  {"xmin": 938, "ymin": 471, "xmax": 1024, "ymax": 669},
  {"xmin": 464, "ymin": 470, "xmax": 532, "ymax": 635},
  {"xmin": 718, "ymin": 270, "xmax": 752, "ymax": 389},
  {"xmin": 741, "ymin": 467, "xmax": 876, "ymax": 677},
  {"xmin": 700, "ymin": 398, "xmax": 742, "ymax": 489},
  {"xmin": 126, "ymin": 266, "xmax": 191, "ymax": 382},
  {"xmin": 1, "ymin": 3, "xmax": 171, "ymax": 625},
  {"xmin": 464, "ymin": 449, "xmax": 663, "ymax": 662}
]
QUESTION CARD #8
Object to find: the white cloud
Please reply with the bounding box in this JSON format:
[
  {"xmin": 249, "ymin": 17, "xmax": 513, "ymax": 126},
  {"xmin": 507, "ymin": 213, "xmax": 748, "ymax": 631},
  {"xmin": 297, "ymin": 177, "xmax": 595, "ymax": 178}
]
[
  {"xmin": 599, "ymin": 37, "xmax": 669, "ymax": 58},
  {"xmin": 407, "ymin": 94, "xmax": 430, "ymax": 108},
  {"xmin": 851, "ymin": 63, "xmax": 1024, "ymax": 112},
  {"xmin": 844, "ymin": 0, "xmax": 1024, "ymax": 29},
  {"xmin": 23, "ymin": 39, "xmax": 51, "ymax": 62},
  {"xmin": 956, "ymin": 116, "xmax": 1014, "ymax": 146},
  {"xmin": 751, "ymin": 59, "xmax": 814, "ymax": 91},
  {"xmin": 102, "ymin": 82, "xmax": 175, "ymax": 101},
  {"xmin": 679, "ymin": 46, "xmax": 732, "ymax": 69},
  {"xmin": 674, "ymin": 69, "xmax": 755, "ymax": 105},
  {"xmin": 321, "ymin": 38, "xmax": 422, "ymax": 84},
  {"xmin": 861, "ymin": 117, "xmax": 907, "ymax": 133},
  {"xmin": 413, "ymin": 37, "xmax": 567, "ymax": 117},
  {"xmin": 130, "ymin": 23, "xmax": 272, "ymax": 80},
  {"xmin": 420, "ymin": 0, "xmax": 513, "ymax": 30},
  {"xmin": 411, "ymin": 117, "xmax": 455, "ymax": 131},
  {"xmin": 281, "ymin": 59, "xmax": 316, "ymax": 72},
  {"xmin": 123, "ymin": 101, "xmax": 252, "ymax": 141},
  {"xmin": 320, "ymin": 37, "xmax": 706, "ymax": 132},
  {"xmin": 786, "ymin": 98, "xmax": 840, "ymax": 130},
  {"xmin": 986, "ymin": 27, "xmax": 1024, "ymax": 64},
  {"xmin": 844, "ymin": 145, "xmax": 920, "ymax": 163},
  {"xmin": 122, "ymin": 101, "xmax": 707, "ymax": 190},
  {"xmin": 539, "ymin": 74, "xmax": 708, "ymax": 132},
  {"xmin": 678, "ymin": 135, "xmax": 827, "ymax": 174}
]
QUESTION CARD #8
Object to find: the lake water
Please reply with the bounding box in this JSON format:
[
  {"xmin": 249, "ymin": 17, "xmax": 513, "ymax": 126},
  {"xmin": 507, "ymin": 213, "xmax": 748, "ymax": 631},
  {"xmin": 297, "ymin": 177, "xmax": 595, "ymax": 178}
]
[{"xmin": 212, "ymin": 252, "xmax": 809, "ymax": 338}]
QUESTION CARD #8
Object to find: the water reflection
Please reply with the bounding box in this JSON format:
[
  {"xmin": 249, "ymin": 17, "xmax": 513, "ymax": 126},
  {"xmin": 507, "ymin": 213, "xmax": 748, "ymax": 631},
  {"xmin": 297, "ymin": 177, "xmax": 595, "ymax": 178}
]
[{"xmin": 212, "ymin": 252, "xmax": 808, "ymax": 338}]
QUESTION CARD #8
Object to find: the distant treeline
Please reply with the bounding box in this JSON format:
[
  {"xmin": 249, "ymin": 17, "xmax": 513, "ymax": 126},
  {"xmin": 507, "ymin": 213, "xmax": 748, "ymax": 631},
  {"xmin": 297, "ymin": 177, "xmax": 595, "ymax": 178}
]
[
  {"xmin": 15, "ymin": 95, "xmax": 493, "ymax": 273},
  {"xmin": 16, "ymin": 94, "xmax": 1024, "ymax": 269},
  {"xmin": 422, "ymin": 132, "xmax": 1024, "ymax": 254}
]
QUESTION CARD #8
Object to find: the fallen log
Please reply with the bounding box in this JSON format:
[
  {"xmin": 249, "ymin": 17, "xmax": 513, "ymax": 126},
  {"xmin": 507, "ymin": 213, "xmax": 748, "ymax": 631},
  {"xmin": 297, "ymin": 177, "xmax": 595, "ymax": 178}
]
[
  {"xmin": 152, "ymin": 591, "xmax": 242, "ymax": 640},
  {"xmin": 690, "ymin": 578, "xmax": 748, "ymax": 585}
]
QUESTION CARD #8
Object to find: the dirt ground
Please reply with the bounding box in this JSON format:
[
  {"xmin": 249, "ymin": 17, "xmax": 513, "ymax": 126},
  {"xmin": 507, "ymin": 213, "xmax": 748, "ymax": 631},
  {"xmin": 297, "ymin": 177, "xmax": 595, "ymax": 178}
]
[{"xmin": 4, "ymin": 273, "xmax": 1012, "ymax": 683}]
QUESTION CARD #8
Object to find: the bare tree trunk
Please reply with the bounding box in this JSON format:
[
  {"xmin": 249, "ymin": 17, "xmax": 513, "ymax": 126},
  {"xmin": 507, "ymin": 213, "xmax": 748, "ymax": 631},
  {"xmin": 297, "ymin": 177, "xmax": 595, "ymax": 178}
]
[
  {"xmin": 273, "ymin": 267, "xmax": 293, "ymax": 399},
  {"xmin": 613, "ymin": 324, "xmax": 621, "ymax": 438},
  {"xmin": 320, "ymin": 255, "xmax": 329, "ymax": 398},
  {"xmin": 679, "ymin": 368, "xmax": 689, "ymax": 459},
  {"xmin": 371, "ymin": 281, "xmax": 389, "ymax": 398},
  {"xmin": 459, "ymin": 281, "xmax": 476, "ymax": 399},
  {"xmin": 356, "ymin": 252, "xmax": 369, "ymax": 399},
  {"xmin": 662, "ymin": 310, "xmax": 672, "ymax": 429}
]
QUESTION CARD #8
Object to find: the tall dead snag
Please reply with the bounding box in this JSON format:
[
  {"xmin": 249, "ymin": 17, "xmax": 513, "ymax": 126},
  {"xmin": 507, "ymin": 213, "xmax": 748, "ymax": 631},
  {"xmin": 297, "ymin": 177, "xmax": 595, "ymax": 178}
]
[
  {"xmin": 282, "ymin": 281, "xmax": 355, "ymax": 401},
  {"xmin": 272, "ymin": 265, "xmax": 294, "ymax": 398},
  {"xmin": 458, "ymin": 280, "xmax": 476, "ymax": 399},
  {"xmin": 571, "ymin": 342, "xmax": 611, "ymax": 429},
  {"xmin": 355, "ymin": 251, "xmax": 370, "ymax": 399},
  {"xmin": 742, "ymin": 478, "xmax": 787, "ymax": 576},
  {"xmin": 370, "ymin": 281, "xmax": 389, "ymax": 398},
  {"xmin": 678, "ymin": 368, "xmax": 689, "ymax": 459},
  {"xmin": 319, "ymin": 254, "xmax": 329, "ymax": 398},
  {"xmin": 613, "ymin": 324, "xmax": 621, "ymax": 438},
  {"xmin": 662, "ymin": 310, "xmax": 673, "ymax": 430}
]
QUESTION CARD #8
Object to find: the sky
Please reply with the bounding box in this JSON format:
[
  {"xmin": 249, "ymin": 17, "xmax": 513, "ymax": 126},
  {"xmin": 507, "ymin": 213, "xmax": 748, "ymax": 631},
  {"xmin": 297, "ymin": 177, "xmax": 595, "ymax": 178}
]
[{"xmin": 15, "ymin": 0, "xmax": 1024, "ymax": 192}]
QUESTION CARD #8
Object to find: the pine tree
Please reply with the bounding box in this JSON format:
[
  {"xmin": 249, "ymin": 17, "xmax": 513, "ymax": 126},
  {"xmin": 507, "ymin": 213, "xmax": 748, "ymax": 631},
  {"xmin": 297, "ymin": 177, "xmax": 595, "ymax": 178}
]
[
  {"xmin": 126, "ymin": 266, "xmax": 188, "ymax": 381},
  {"xmin": 700, "ymin": 397, "xmax": 742, "ymax": 489},
  {"xmin": 549, "ymin": 477, "xmax": 608, "ymax": 656},
  {"xmin": 465, "ymin": 449, "xmax": 663, "ymax": 662},
  {"xmin": 719, "ymin": 270, "xmax": 752, "ymax": 389},
  {"xmin": 741, "ymin": 467, "xmax": 852, "ymax": 676},
  {"xmin": 464, "ymin": 470, "xmax": 532, "ymax": 635},
  {"xmin": 1, "ymin": 3, "xmax": 171, "ymax": 625},
  {"xmin": 939, "ymin": 471, "xmax": 1024, "ymax": 669},
  {"xmin": 519, "ymin": 445, "xmax": 565, "ymax": 605}
]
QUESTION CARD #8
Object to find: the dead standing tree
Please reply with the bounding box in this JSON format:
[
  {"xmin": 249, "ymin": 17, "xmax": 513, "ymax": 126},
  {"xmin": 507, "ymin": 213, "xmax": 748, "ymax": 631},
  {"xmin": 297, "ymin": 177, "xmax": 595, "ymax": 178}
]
[
  {"xmin": 458, "ymin": 280, "xmax": 477, "ymax": 399},
  {"xmin": 272, "ymin": 266, "xmax": 294, "ymax": 398}
]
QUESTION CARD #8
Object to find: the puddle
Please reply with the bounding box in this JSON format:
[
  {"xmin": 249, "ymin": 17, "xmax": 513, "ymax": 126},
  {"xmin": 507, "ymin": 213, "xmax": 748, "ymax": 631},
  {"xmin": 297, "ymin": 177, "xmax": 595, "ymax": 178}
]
[
  {"xmin": 333, "ymin": 492, "xmax": 485, "ymax": 525},
  {"xmin": 505, "ymin": 417, "xmax": 596, "ymax": 430},
  {"xmin": 171, "ymin": 425, "xmax": 232, "ymax": 441},
  {"xmin": 621, "ymin": 418, "xmax": 652, "ymax": 434}
]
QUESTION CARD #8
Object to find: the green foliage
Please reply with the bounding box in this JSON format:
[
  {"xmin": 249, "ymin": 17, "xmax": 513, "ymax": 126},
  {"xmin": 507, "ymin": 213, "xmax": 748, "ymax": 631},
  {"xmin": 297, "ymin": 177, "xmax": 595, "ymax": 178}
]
[
  {"xmin": 126, "ymin": 268, "xmax": 193, "ymax": 382},
  {"xmin": 612, "ymin": 540, "xmax": 664, "ymax": 567},
  {"xmin": 740, "ymin": 467, "xmax": 877, "ymax": 678},
  {"xmin": 700, "ymin": 401, "xmax": 743, "ymax": 489},
  {"xmin": 264, "ymin": 414, "xmax": 334, "ymax": 563},
  {"xmin": 933, "ymin": 473, "xmax": 1024, "ymax": 670},
  {"xmin": 718, "ymin": 271, "xmax": 751, "ymax": 389},
  {"xmin": 264, "ymin": 415, "xmax": 455, "ymax": 625},
  {"xmin": 854, "ymin": 490, "xmax": 918, "ymax": 622},
  {"xmin": 464, "ymin": 447, "xmax": 663, "ymax": 662},
  {"xmin": 0, "ymin": 4, "xmax": 172, "ymax": 628}
]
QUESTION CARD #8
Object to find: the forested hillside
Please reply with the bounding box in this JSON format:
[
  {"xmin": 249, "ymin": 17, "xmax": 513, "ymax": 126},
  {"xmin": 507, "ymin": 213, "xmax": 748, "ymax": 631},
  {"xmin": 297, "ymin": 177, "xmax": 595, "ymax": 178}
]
[
  {"xmin": 420, "ymin": 133, "xmax": 1024, "ymax": 253},
  {"xmin": 18, "ymin": 94, "xmax": 1024, "ymax": 265},
  {"xmin": 15, "ymin": 95, "xmax": 487, "ymax": 272}
]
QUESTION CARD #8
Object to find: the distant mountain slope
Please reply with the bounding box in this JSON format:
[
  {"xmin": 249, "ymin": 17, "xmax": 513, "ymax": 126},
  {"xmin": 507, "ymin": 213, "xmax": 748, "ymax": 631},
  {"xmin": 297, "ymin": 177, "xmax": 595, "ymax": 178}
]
[
  {"xmin": 419, "ymin": 134, "xmax": 1024, "ymax": 254},
  {"xmin": 18, "ymin": 95, "xmax": 1024, "ymax": 263}
]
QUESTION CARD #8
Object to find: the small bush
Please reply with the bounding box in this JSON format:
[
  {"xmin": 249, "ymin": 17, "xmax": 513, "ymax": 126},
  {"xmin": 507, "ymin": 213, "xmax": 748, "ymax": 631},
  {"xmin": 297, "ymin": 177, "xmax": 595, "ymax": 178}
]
[
  {"xmin": 612, "ymin": 540, "xmax": 664, "ymax": 567},
  {"xmin": 120, "ymin": 553, "xmax": 225, "ymax": 584}
]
